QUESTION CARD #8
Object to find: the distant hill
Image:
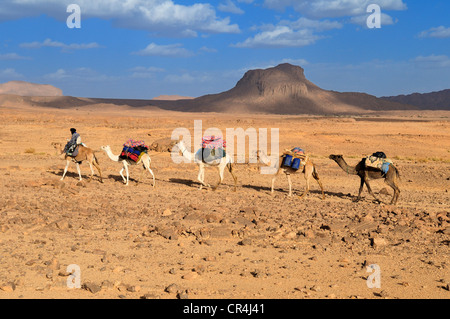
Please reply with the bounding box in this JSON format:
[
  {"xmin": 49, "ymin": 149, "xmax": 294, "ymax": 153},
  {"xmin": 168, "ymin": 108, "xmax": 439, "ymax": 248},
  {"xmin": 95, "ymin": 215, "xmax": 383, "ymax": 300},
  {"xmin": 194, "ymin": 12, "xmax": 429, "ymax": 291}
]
[
  {"xmin": 152, "ymin": 95, "xmax": 194, "ymax": 101},
  {"xmin": 149, "ymin": 63, "xmax": 416, "ymax": 115},
  {"xmin": 381, "ymin": 89, "xmax": 450, "ymax": 110},
  {"xmin": 0, "ymin": 81, "xmax": 63, "ymax": 96}
]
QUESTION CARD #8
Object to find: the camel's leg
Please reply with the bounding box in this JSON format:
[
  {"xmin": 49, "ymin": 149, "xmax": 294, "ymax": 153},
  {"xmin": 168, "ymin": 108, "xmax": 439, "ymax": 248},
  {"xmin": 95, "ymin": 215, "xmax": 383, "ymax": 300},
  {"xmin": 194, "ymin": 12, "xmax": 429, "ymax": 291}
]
[
  {"xmin": 286, "ymin": 173, "xmax": 293, "ymax": 197},
  {"xmin": 271, "ymin": 167, "xmax": 282, "ymax": 194},
  {"xmin": 385, "ymin": 178, "xmax": 400, "ymax": 205},
  {"xmin": 143, "ymin": 159, "xmax": 156, "ymax": 188},
  {"xmin": 364, "ymin": 177, "xmax": 380, "ymax": 203},
  {"xmin": 119, "ymin": 165, "xmax": 127, "ymax": 185},
  {"xmin": 87, "ymin": 161, "xmax": 94, "ymax": 182},
  {"xmin": 299, "ymin": 173, "xmax": 310, "ymax": 199},
  {"xmin": 213, "ymin": 166, "xmax": 224, "ymax": 191},
  {"xmin": 61, "ymin": 160, "xmax": 70, "ymax": 181},
  {"xmin": 228, "ymin": 163, "xmax": 237, "ymax": 192},
  {"xmin": 124, "ymin": 163, "xmax": 130, "ymax": 186},
  {"xmin": 198, "ymin": 165, "xmax": 204, "ymax": 190},
  {"xmin": 135, "ymin": 164, "xmax": 145, "ymax": 185},
  {"xmin": 197, "ymin": 164, "xmax": 210, "ymax": 190},
  {"xmin": 354, "ymin": 178, "xmax": 365, "ymax": 202},
  {"xmin": 299, "ymin": 164, "xmax": 313, "ymax": 199},
  {"xmin": 312, "ymin": 166, "xmax": 325, "ymax": 200},
  {"xmin": 76, "ymin": 163, "xmax": 82, "ymax": 181},
  {"xmin": 271, "ymin": 176, "xmax": 277, "ymax": 194},
  {"xmin": 92, "ymin": 159, "xmax": 103, "ymax": 183}
]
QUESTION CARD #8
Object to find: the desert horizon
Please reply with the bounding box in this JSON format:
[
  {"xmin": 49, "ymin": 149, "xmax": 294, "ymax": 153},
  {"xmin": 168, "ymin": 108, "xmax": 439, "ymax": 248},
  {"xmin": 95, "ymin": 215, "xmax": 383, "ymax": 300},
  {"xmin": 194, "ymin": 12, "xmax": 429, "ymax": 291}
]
[{"xmin": 0, "ymin": 0, "xmax": 449, "ymax": 308}]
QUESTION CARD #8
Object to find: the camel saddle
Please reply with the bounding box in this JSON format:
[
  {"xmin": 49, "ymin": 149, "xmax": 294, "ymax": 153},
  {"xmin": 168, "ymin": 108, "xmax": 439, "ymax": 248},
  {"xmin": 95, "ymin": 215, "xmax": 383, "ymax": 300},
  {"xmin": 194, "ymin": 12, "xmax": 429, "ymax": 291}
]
[
  {"xmin": 66, "ymin": 144, "xmax": 79, "ymax": 157},
  {"xmin": 364, "ymin": 152, "xmax": 393, "ymax": 174},
  {"xmin": 281, "ymin": 147, "xmax": 308, "ymax": 170}
]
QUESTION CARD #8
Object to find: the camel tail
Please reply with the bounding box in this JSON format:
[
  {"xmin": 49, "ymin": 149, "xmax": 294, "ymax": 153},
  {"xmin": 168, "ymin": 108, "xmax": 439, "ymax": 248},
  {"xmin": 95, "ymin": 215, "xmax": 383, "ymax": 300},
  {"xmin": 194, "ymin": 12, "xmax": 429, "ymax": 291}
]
[
  {"xmin": 227, "ymin": 162, "xmax": 233, "ymax": 173},
  {"xmin": 94, "ymin": 154, "xmax": 100, "ymax": 165},
  {"xmin": 395, "ymin": 166, "xmax": 401, "ymax": 181},
  {"xmin": 312, "ymin": 165, "xmax": 320, "ymax": 180}
]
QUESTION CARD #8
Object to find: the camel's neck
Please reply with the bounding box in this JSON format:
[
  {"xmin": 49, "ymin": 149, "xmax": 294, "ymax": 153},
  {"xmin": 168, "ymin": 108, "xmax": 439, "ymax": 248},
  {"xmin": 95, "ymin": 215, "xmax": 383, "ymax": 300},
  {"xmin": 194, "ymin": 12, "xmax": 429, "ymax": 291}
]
[
  {"xmin": 178, "ymin": 143, "xmax": 195, "ymax": 162},
  {"xmin": 104, "ymin": 148, "xmax": 120, "ymax": 162},
  {"xmin": 259, "ymin": 151, "xmax": 278, "ymax": 168},
  {"xmin": 334, "ymin": 157, "xmax": 358, "ymax": 175}
]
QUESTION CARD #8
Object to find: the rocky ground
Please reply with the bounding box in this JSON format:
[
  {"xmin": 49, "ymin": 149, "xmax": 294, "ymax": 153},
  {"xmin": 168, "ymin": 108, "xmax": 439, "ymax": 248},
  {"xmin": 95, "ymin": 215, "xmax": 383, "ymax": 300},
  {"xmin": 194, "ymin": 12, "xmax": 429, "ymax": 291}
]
[{"xmin": 0, "ymin": 105, "xmax": 448, "ymax": 299}]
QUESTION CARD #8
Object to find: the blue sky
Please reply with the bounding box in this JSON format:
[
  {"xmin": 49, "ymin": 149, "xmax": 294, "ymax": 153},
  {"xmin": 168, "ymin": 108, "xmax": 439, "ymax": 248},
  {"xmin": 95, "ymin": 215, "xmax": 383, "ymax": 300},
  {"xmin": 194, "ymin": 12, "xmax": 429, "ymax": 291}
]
[{"xmin": 0, "ymin": 0, "xmax": 449, "ymax": 99}]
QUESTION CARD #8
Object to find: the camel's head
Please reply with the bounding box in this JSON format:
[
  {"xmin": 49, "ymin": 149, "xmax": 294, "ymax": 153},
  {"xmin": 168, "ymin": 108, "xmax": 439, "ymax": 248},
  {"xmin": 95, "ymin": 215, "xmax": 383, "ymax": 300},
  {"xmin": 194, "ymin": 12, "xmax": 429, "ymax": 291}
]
[
  {"xmin": 329, "ymin": 154, "xmax": 343, "ymax": 161},
  {"xmin": 177, "ymin": 140, "xmax": 185, "ymax": 150},
  {"xmin": 100, "ymin": 145, "xmax": 110, "ymax": 152},
  {"xmin": 51, "ymin": 142, "xmax": 62, "ymax": 149}
]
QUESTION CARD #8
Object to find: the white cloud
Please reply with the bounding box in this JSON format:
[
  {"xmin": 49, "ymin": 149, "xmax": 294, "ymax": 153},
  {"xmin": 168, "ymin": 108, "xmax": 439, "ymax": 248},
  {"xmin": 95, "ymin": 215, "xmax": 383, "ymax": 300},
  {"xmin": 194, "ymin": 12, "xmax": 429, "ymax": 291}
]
[
  {"xmin": 263, "ymin": 0, "xmax": 407, "ymax": 19},
  {"xmin": 0, "ymin": 53, "xmax": 31, "ymax": 60},
  {"xmin": 44, "ymin": 67, "xmax": 118, "ymax": 82},
  {"xmin": 218, "ymin": 0, "xmax": 245, "ymax": 15},
  {"xmin": 413, "ymin": 55, "xmax": 450, "ymax": 68},
  {"xmin": 0, "ymin": 0, "xmax": 240, "ymax": 35},
  {"xmin": 418, "ymin": 26, "xmax": 450, "ymax": 39},
  {"xmin": 200, "ymin": 46, "xmax": 218, "ymax": 53},
  {"xmin": 0, "ymin": 68, "xmax": 23, "ymax": 79},
  {"xmin": 20, "ymin": 38, "xmax": 102, "ymax": 52},
  {"xmin": 164, "ymin": 72, "xmax": 212, "ymax": 84},
  {"xmin": 130, "ymin": 66, "xmax": 165, "ymax": 78},
  {"xmin": 233, "ymin": 17, "xmax": 341, "ymax": 48},
  {"xmin": 44, "ymin": 69, "xmax": 69, "ymax": 80},
  {"xmin": 133, "ymin": 43, "xmax": 194, "ymax": 57},
  {"xmin": 283, "ymin": 17, "xmax": 343, "ymax": 31},
  {"xmin": 349, "ymin": 12, "xmax": 395, "ymax": 27},
  {"xmin": 233, "ymin": 25, "xmax": 321, "ymax": 48}
]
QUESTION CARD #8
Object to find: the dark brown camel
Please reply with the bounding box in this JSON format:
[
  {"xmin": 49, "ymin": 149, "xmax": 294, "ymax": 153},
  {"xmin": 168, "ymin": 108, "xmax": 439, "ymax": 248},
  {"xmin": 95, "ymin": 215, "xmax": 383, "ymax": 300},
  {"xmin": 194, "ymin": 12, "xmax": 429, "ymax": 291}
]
[{"xmin": 329, "ymin": 154, "xmax": 400, "ymax": 205}]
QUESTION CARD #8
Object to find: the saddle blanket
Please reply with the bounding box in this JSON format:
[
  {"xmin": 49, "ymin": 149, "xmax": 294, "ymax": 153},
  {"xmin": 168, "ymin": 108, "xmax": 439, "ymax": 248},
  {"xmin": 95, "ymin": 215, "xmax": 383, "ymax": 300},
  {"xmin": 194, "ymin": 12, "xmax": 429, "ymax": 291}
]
[
  {"xmin": 201, "ymin": 136, "xmax": 226, "ymax": 149},
  {"xmin": 198, "ymin": 147, "xmax": 226, "ymax": 164},
  {"xmin": 120, "ymin": 147, "xmax": 146, "ymax": 162},
  {"xmin": 123, "ymin": 139, "xmax": 149, "ymax": 151},
  {"xmin": 365, "ymin": 155, "xmax": 393, "ymax": 174}
]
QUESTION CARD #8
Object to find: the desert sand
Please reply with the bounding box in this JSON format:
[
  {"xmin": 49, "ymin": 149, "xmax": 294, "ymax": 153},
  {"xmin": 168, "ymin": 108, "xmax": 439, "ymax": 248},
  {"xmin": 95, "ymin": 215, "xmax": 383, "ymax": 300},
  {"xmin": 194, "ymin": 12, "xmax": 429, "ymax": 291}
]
[{"xmin": 0, "ymin": 102, "xmax": 449, "ymax": 299}]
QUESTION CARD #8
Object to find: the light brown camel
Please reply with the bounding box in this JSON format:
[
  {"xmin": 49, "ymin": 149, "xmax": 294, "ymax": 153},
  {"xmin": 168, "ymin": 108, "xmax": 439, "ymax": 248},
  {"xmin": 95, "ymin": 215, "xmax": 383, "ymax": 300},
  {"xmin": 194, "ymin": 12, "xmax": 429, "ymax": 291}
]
[
  {"xmin": 257, "ymin": 150, "xmax": 325, "ymax": 199},
  {"xmin": 329, "ymin": 154, "xmax": 400, "ymax": 205},
  {"xmin": 51, "ymin": 142, "xmax": 103, "ymax": 182},
  {"xmin": 100, "ymin": 145, "xmax": 155, "ymax": 187}
]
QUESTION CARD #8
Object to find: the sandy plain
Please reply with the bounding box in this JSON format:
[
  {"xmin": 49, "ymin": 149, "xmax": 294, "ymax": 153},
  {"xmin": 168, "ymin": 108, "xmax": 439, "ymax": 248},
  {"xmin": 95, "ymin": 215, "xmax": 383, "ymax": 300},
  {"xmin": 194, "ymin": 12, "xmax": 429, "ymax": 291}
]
[{"xmin": 0, "ymin": 103, "xmax": 449, "ymax": 299}]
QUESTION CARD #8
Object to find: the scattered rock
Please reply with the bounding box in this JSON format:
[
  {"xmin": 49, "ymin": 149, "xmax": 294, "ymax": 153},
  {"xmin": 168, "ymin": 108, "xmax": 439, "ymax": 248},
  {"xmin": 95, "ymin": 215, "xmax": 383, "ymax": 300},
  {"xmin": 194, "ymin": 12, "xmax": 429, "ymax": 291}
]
[
  {"xmin": 82, "ymin": 282, "xmax": 101, "ymax": 294},
  {"xmin": 177, "ymin": 291, "xmax": 189, "ymax": 299},
  {"xmin": 165, "ymin": 283, "xmax": 181, "ymax": 294},
  {"xmin": 162, "ymin": 209, "xmax": 172, "ymax": 217},
  {"xmin": 0, "ymin": 282, "xmax": 16, "ymax": 292},
  {"xmin": 182, "ymin": 272, "xmax": 198, "ymax": 280},
  {"xmin": 127, "ymin": 285, "xmax": 141, "ymax": 293},
  {"xmin": 238, "ymin": 238, "xmax": 252, "ymax": 246},
  {"xmin": 371, "ymin": 236, "xmax": 388, "ymax": 248}
]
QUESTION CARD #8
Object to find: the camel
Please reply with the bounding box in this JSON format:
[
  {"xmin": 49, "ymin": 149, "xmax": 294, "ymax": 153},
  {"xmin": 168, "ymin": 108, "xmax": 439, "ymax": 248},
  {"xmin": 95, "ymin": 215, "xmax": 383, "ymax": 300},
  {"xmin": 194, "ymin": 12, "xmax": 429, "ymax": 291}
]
[
  {"xmin": 257, "ymin": 150, "xmax": 325, "ymax": 199},
  {"xmin": 329, "ymin": 154, "xmax": 400, "ymax": 205},
  {"xmin": 176, "ymin": 140, "xmax": 237, "ymax": 191},
  {"xmin": 51, "ymin": 142, "xmax": 103, "ymax": 183},
  {"xmin": 100, "ymin": 145, "xmax": 155, "ymax": 187}
]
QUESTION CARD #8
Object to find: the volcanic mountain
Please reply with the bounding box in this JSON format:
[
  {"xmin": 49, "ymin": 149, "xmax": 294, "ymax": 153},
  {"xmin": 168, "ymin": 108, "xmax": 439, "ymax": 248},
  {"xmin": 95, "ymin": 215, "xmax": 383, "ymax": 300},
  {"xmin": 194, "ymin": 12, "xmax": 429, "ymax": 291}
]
[{"xmin": 151, "ymin": 63, "xmax": 416, "ymax": 115}]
